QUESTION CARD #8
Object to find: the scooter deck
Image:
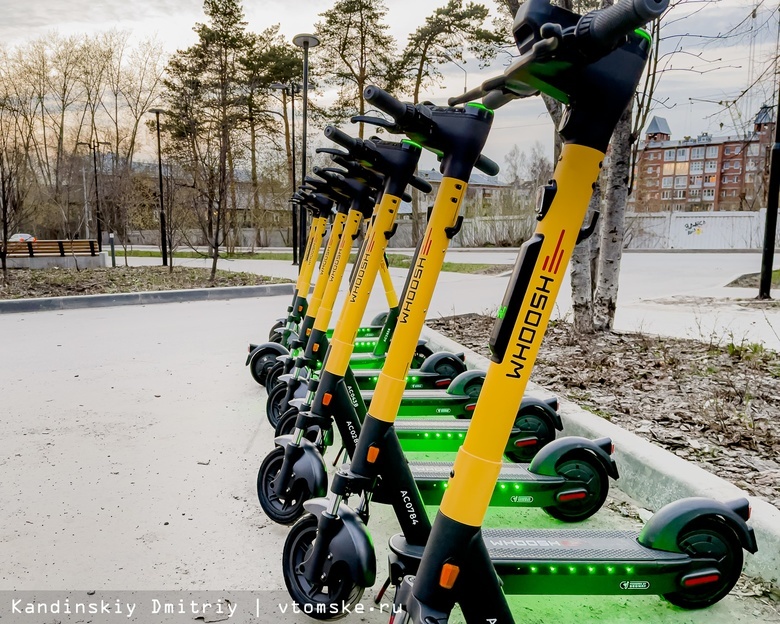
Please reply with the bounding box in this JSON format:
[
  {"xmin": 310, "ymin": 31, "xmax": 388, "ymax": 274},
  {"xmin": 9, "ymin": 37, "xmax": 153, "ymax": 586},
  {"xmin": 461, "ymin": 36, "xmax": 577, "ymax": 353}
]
[
  {"xmin": 395, "ymin": 420, "xmax": 469, "ymax": 453},
  {"xmin": 412, "ymin": 461, "xmax": 562, "ymax": 507}
]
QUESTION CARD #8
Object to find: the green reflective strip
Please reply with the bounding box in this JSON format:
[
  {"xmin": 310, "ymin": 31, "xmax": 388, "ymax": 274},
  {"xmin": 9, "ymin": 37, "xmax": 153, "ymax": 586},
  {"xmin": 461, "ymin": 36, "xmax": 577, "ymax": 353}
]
[
  {"xmin": 497, "ymin": 306, "xmax": 507, "ymax": 319},
  {"xmin": 634, "ymin": 28, "xmax": 652, "ymax": 44},
  {"xmin": 466, "ymin": 102, "xmax": 492, "ymax": 112},
  {"xmin": 401, "ymin": 139, "xmax": 424, "ymax": 149}
]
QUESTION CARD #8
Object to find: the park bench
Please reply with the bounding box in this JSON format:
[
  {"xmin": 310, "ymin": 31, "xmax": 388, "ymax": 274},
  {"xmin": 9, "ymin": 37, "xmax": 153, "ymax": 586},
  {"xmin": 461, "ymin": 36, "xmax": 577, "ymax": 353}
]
[{"xmin": 5, "ymin": 239, "xmax": 99, "ymax": 258}]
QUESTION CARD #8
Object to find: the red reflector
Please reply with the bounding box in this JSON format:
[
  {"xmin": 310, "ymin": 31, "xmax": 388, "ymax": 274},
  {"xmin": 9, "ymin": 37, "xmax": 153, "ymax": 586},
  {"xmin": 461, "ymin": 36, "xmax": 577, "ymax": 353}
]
[
  {"xmin": 465, "ymin": 403, "xmax": 476, "ymax": 412},
  {"xmin": 558, "ymin": 491, "xmax": 587, "ymax": 502},
  {"xmin": 435, "ymin": 379, "xmax": 451, "ymax": 388},
  {"xmin": 611, "ymin": 443, "xmax": 615, "ymax": 455},
  {"xmin": 683, "ymin": 574, "xmax": 721, "ymax": 588},
  {"xmin": 514, "ymin": 438, "xmax": 538, "ymax": 448}
]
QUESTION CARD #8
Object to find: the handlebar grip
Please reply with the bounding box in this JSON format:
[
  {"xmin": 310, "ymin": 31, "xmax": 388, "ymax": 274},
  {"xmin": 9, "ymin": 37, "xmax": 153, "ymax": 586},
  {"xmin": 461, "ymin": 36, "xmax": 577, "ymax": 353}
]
[
  {"xmin": 410, "ymin": 176, "xmax": 433, "ymax": 194},
  {"xmin": 579, "ymin": 0, "xmax": 667, "ymax": 49},
  {"xmin": 475, "ymin": 154, "xmax": 500, "ymax": 177},
  {"xmin": 324, "ymin": 125, "xmax": 357, "ymax": 150},
  {"xmin": 363, "ymin": 86, "xmax": 409, "ymax": 121}
]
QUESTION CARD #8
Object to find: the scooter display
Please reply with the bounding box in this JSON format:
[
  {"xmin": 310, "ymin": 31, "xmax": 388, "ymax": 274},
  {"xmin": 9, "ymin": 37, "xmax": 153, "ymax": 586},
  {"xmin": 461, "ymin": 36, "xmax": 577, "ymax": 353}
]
[
  {"xmin": 376, "ymin": 1, "xmax": 753, "ymax": 622},
  {"xmin": 263, "ymin": 96, "xmax": 610, "ymax": 545}
]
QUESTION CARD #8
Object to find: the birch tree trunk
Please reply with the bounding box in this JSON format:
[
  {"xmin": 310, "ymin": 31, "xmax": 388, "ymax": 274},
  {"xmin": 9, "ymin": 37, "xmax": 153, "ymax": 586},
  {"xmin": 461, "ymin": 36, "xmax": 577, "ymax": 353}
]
[
  {"xmin": 593, "ymin": 105, "xmax": 632, "ymax": 330},
  {"xmin": 570, "ymin": 182, "xmax": 601, "ymax": 333}
]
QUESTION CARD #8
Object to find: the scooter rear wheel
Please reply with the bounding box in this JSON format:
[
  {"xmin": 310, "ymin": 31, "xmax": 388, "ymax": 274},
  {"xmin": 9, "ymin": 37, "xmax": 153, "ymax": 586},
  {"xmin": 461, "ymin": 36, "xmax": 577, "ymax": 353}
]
[
  {"xmin": 411, "ymin": 344, "xmax": 434, "ymax": 369},
  {"xmin": 370, "ymin": 311, "xmax": 389, "ymax": 327},
  {"xmin": 543, "ymin": 450, "xmax": 609, "ymax": 522},
  {"xmin": 257, "ymin": 447, "xmax": 307, "ymax": 525},
  {"xmin": 264, "ymin": 361, "xmax": 286, "ymax": 392},
  {"xmin": 663, "ymin": 518, "xmax": 743, "ymax": 609},
  {"xmin": 266, "ymin": 383, "xmax": 289, "ymax": 428},
  {"xmin": 283, "ymin": 514, "xmax": 364, "ymax": 620},
  {"xmin": 504, "ymin": 407, "xmax": 556, "ymax": 463}
]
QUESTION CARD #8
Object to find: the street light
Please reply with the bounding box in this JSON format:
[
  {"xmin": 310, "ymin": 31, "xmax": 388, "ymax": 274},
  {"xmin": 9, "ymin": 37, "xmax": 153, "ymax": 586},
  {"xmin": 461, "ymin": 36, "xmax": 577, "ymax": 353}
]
[
  {"xmin": 293, "ymin": 33, "xmax": 320, "ymax": 271},
  {"xmin": 77, "ymin": 139, "xmax": 111, "ymax": 252},
  {"xmin": 271, "ymin": 81, "xmax": 302, "ymax": 265},
  {"xmin": 147, "ymin": 107, "xmax": 168, "ymax": 266},
  {"xmin": 436, "ymin": 47, "xmax": 468, "ymax": 94}
]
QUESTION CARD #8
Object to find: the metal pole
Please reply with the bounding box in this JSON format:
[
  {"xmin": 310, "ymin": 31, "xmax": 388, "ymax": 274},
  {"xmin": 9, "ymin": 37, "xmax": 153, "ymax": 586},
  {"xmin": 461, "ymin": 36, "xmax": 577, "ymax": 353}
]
[
  {"xmin": 759, "ymin": 93, "xmax": 780, "ymax": 299},
  {"xmin": 109, "ymin": 232, "xmax": 116, "ymax": 267},
  {"xmin": 91, "ymin": 142, "xmax": 103, "ymax": 252},
  {"xmin": 290, "ymin": 86, "xmax": 299, "ymax": 266},
  {"xmin": 300, "ymin": 44, "xmax": 310, "ymax": 270},
  {"xmin": 154, "ymin": 111, "xmax": 168, "ymax": 267}
]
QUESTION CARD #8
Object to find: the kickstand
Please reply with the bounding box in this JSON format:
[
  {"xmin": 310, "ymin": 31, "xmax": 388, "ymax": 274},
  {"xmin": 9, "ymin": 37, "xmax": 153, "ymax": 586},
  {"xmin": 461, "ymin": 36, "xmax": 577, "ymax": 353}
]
[
  {"xmin": 332, "ymin": 446, "xmax": 346, "ymax": 467},
  {"xmin": 374, "ymin": 577, "xmax": 391, "ymax": 605}
]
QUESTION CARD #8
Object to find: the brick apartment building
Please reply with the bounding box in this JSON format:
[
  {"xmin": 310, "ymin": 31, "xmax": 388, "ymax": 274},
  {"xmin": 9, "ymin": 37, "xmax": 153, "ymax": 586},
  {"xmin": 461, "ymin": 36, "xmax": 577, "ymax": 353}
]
[{"xmin": 629, "ymin": 105, "xmax": 775, "ymax": 213}]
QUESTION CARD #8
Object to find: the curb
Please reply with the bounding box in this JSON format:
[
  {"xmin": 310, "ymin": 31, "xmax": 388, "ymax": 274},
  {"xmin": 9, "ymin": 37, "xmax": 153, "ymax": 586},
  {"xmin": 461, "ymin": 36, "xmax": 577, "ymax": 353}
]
[
  {"xmin": 0, "ymin": 283, "xmax": 295, "ymax": 314},
  {"xmin": 421, "ymin": 325, "xmax": 780, "ymax": 585}
]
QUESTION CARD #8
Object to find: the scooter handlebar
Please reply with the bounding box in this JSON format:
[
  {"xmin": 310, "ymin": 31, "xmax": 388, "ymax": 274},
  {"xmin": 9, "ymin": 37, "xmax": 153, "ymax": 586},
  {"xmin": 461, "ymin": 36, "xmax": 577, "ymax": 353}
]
[
  {"xmin": 475, "ymin": 154, "xmax": 500, "ymax": 177},
  {"xmin": 363, "ymin": 86, "xmax": 410, "ymax": 122},
  {"xmin": 578, "ymin": 0, "xmax": 667, "ymax": 50},
  {"xmin": 324, "ymin": 125, "xmax": 357, "ymax": 151}
]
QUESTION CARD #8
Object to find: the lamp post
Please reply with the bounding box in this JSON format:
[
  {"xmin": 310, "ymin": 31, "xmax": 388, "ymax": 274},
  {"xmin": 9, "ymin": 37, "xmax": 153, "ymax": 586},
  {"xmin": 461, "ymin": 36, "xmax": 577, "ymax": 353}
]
[
  {"xmin": 293, "ymin": 33, "xmax": 320, "ymax": 271},
  {"xmin": 77, "ymin": 139, "xmax": 110, "ymax": 252},
  {"xmin": 148, "ymin": 108, "xmax": 168, "ymax": 266},
  {"xmin": 271, "ymin": 81, "xmax": 301, "ymax": 265},
  {"xmin": 437, "ymin": 47, "xmax": 468, "ymax": 94}
]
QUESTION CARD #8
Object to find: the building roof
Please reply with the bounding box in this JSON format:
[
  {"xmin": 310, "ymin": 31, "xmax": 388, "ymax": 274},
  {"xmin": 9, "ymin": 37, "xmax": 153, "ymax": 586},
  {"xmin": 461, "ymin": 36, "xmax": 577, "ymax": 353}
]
[
  {"xmin": 755, "ymin": 105, "xmax": 775, "ymax": 125},
  {"xmin": 418, "ymin": 168, "xmax": 504, "ymax": 187},
  {"xmin": 646, "ymin": 116, "xmax": 671, "ymax": 136}
]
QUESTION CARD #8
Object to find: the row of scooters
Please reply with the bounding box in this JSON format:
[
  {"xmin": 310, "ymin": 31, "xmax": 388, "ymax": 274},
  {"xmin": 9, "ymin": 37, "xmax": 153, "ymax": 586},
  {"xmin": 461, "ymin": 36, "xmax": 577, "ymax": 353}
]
[{"xmin": 244, "ymin": 0, "xmax": 757, "ymax": 621}]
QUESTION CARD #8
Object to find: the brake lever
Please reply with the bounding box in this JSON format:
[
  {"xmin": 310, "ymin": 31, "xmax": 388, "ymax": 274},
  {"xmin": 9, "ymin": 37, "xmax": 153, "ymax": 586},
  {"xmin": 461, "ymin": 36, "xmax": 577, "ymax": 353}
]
[
  {"xmin": 316, "ymin": 147, "xmax": 350, "ymax": 158},
  {"xmin": 410, "ymin": 175, "xmax": 433, "ymax": 194},
  {"xmin": 351, "ymin": 115, "xmax": 400, "ymax": 132}
]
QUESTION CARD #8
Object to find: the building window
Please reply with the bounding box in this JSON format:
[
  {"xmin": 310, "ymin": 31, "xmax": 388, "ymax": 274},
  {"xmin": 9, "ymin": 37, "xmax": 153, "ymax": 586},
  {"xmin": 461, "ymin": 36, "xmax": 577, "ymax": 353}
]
[
  {"xmin": 664, "ymin": 149, "xmax": 676, "ymax": 160},
  {"xmin": 690, "ymin": 161, "xmax": 703, "ymax": 174},
  {"xmin": 705, "ymin": 160, "xmax": 717, "ymax": 172},
  {"xmin": 730, "ymin": 189, "xmax": 738, "ymax": 197},
  {"xmin": 722, "ymin": 161, "xmax": 730, "ymax": 170},
  {"xmin": 675, "ymin": 162, "xmax": 689, "ymax": 175},
  {"xmin": 674, "ymin": 189, "xmax": 686, "ymax": 199},
  {"xmin": 733, "ymin": 160, "xmax": 741, "ymax": 170},
  {"xmin": 662, "ymin": 177, "xmax": 673, "ymax": 188},
  {"xmin": 691, "ymin": 147, "xmax": 705, "ymax": 159},
  {"xmin": 703, "ymin": 188, "xmax": 715, "ymax": 200},
  {"xmin": 706, "ymin": 146, "xmax": 718, "ymax": 158},
  {"xmin": 661, "ymin": 190, "xmax": 672, "ymax": 199},
  {"xmin": 704, "ymin": 175, "xmax": 716, "ymax": 186},
  {"xmin": 674, "ymin": 176, "xmax": 687, "ymax": 188},
  {"xmin": 747, "ymin": 143, "xmax": 759, "ymax": 156},
  {"xmin": 663, "ymin": 163, "xmax": 675, "ymax": 175},
  {"xmin": 689, "ymin": 175, "xmax": 702, "ymax": 187},
  {"xmin": 745, "ymin": 173, "xmax": 754, "ymax": 183},
  {"xmin": 690, "ymin": 188, "xmax": 701, "ymax": 198},
  {"xmin": 720, "ymin": 190, "xmax": 727, "ymax": 198},
  {"xmin": 645, "ymin": 166, "xmax": 654, "ymax": 174},
  {"xmin": 676, "ymin": 148, "xmax": 689, "ymax": 161},
  {"xmin": 724, "ymin": 146, "xmax": 731, "ymax": 155},
  {"xmin": 704, "ymin": 203, "xmax": 714, "ymax": 210},
  {"xmin": 734, "ymin": 145, "xmax": 742, "ymax": 154},
  {"xmin": 672, "ymin": 203, "xmax": 685, "ymax": 211}
]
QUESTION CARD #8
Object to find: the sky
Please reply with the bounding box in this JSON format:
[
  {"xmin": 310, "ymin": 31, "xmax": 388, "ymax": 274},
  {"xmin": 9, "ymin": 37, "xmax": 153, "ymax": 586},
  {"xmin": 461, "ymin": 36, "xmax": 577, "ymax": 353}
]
[{"xmin": 1, "ymin": 0, "xmax": 777, "ymax": 177}]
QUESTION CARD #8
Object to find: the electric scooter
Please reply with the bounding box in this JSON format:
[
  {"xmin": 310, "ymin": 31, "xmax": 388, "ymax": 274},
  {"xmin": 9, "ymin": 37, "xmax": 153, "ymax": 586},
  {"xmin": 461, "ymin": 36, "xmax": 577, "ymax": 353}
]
[
  {"xmin": 285, "ymin": 1, "xmax": 755, "ymax": 620},
  {"xmin": 261, "ymin": 101, "xmax": 605, "ymax": 536}
]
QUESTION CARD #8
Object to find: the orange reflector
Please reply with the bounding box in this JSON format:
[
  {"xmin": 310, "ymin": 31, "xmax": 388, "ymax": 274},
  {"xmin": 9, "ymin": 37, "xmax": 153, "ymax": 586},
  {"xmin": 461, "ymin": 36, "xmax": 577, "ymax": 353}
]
[
  {"xmin": 323, "ymin": 393, "xmax": 332, "ymax": 406},
  {"xmin": 306, "ymin": 328, "xmax": 312, "ymax": 336},
  {"xmin": 366, "ymin": 446, "xmax": 380, "ymax": 463},
  {"xmin": 313, "ymin": 343, "xmax": 320, "ymax": 352},
  {"xmin": 298, "ymin": 305, "xmax": 303, "ymax": 312},
  {"xmin": 439, "ymin": 563, "xmax": 460, "ymax": 589}
]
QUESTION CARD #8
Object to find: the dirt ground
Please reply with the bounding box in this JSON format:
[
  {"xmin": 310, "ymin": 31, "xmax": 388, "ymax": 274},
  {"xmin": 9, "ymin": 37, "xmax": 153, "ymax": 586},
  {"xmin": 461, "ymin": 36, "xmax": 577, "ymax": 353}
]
[
  {"xmin": 428, "ymin": 314, "xmax": 780, "ymax": 511},
  {"xmin": 0, "ymin": 266, "xmax": 288, "ymax": 299}
]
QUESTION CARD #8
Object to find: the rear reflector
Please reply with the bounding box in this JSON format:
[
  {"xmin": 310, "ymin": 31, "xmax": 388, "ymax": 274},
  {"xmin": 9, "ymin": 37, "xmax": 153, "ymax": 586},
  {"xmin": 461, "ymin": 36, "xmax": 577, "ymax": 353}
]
[
  {"xmin": 465, "ymin": 403, "xmax": 476, "ymax": 412},
  {"xmin": 435, "ymin": 379, "xmax": 451, "ymax": 388},
  {"xmin": 682, "ymin": 572, "xmax": 721, "ymax": 588},
  {"xmin": 557, "ymin": 490, "xmax": 588, "ymax": 502},
  {"xmin": 514, "ymin": 438, "xmax": 538, "ymax": 448}
]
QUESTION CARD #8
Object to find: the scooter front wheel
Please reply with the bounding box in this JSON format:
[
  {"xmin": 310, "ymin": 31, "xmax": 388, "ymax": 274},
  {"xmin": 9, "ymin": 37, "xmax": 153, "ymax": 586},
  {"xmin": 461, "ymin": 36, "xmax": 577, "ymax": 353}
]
[
  {"xmin": 266, "ymin": 383, "xmax": 289, "ymax": 428},
  {"xmin": 283, "ymin": 514, "xmax": 364, "ymax": 620},
  {"xmin": 663, "ymin": 518, "xmax": 743, "ymax": 609},
  {"xmin": 269, "ymin": 320, "xmax": 285, "ymax": 341},
  {"xmin": 250, "ymin": 351, "xmax": 279, "ymax": 386},
  {"xmin": 257, "ymin": 447, "xmax": 307, "ymax": 525},
  {"xmin": 543, "ymin": 450, "xmax": 609, "ymax": 522},
  {"xmin": 264, "ymin": 361, "xmax": 286, "ymax": 392}
]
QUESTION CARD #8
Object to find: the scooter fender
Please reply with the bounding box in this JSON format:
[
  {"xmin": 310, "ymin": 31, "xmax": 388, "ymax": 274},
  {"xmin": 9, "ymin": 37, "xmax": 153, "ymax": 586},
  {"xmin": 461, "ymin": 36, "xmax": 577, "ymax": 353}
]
[
  {"xmin": 246, "ymin": 342, "xmax": 289, "ymax": 366},
  {"xmin": 417, "ymin": 351, "xmax": 468, "ymax": 376},
  {"xmin": 272, "ymin": 435, "xmax": 328, "ymax": 499},
  {"xmin": 638, "ymin": 497, "xmax": 758, "ymax": 554},
  {"xmin": 445, "ymin": 369, "xmax": 487, "ymax": 395},
  {"xmin": 302, "ymin": 499, "xmax": 377, "ymax": 588},
  {"xmin": 528, "ymin": 436, "xmax": 619, "ymax": 480},
  {"xmin": 519, "ymin": 396, "xmax": 563, "ymax": 430}
]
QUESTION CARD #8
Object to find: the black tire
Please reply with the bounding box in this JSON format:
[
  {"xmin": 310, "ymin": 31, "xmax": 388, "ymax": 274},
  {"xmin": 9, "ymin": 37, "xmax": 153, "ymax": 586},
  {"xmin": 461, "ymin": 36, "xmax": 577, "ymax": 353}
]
[
  {"xmin": 264, "ymin": 361, "xmax": 286, "ymax": 392},
  {"xmin": 257, "ymin": 447, "xmax": 308, "ymax": 525},
  {"xmin": 276, "ymin": 407, "xmax": 301, "ymax": 437},
  {"xmin": 431, "ymin": 358, "xmax": 464, "ymax": 381},
  {"xmin": 504, "ymin": 407, "xmax": 556, "ymax": 463},
  {"xmin": 270, "ymin": 330, "xmax": 284, "ymax": 344},
  {"xmin": 269, "ymin": 320, "xmax": 285, "ymax": 341},
  {"xmin": 543, "ymin": 450, "xmax": 609, "ymax": 522},
  {"xmin": 663, "ymin": 519, "xmax": 744, "ymax": 609},
  {"xmin": 283, "ymin": 514, "xmax": 364, "ymax": 620},
  {"xmin": 370, "ymin": 311, "xmax": 389, "ymax": 327},
  {"xmin": 410, "ymin": 344, "xmax": 434, "ymax": 369},
  {"xmin": 250, "ymin": 350, "xmax": 279, "ymax": 386},
  {"xmin": 463, "ymin": 378, "xmax": 484, "ymax": 399},
  {"xmin": 266, "ymin": 383, "xmax": 290, "ymax": 428}
]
